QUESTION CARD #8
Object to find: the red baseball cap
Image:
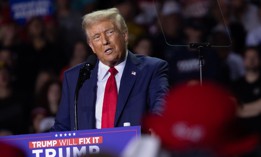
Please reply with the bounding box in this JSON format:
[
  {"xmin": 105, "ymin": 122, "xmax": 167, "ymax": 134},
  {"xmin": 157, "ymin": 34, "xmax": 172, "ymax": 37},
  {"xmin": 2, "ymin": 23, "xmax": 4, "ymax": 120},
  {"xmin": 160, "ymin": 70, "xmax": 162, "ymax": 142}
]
[
  {"xmin": 0, "ymin": 142, "xmax": 26, "ymax": 157},
  {"xmin": 143, "ymin": 82, "xmax": 259, "ymax": 156}
]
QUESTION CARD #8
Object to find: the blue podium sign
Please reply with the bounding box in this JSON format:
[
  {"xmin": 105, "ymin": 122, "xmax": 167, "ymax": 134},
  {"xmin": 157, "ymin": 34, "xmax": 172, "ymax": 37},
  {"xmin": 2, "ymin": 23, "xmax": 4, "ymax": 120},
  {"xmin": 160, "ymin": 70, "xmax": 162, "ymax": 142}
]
[{"xmin": 0, "ymin": 126, "xmax": 140, "ymax": 157}]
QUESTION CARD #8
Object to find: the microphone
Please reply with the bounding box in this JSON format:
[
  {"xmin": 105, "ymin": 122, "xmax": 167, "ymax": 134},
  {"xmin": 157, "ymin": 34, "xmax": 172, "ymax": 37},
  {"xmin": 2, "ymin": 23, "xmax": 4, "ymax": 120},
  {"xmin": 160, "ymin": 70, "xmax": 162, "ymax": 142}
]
[
  {"xmin": 74, "ymin": 54, "xmax": 97, "ymax": 130},
  {"xmin": 77, "ymin": 54, "xmax": 97, "ymax": 89}
]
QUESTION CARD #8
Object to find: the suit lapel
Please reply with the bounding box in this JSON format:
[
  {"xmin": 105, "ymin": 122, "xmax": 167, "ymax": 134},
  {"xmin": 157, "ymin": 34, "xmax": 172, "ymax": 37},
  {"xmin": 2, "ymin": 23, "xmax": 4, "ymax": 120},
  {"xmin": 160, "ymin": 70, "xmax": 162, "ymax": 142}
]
[{"xmin": 115, "ymin": 52, "xmax": 140, "ymax": 125}]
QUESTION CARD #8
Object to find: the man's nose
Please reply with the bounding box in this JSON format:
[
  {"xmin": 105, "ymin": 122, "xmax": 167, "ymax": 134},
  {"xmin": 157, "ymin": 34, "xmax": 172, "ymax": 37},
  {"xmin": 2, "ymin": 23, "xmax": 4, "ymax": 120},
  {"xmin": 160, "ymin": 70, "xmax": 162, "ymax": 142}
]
[{"xmin": 101, "ymin": 34, "xmax": 109, "ymax": 45}]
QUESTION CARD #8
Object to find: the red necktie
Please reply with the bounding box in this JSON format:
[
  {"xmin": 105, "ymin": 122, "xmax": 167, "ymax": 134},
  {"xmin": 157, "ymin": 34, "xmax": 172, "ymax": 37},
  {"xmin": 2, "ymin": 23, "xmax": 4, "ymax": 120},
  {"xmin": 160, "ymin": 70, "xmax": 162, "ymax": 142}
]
[{"xmin": 101, "ymin": 67, "xmax": 118, "ymax": 128}]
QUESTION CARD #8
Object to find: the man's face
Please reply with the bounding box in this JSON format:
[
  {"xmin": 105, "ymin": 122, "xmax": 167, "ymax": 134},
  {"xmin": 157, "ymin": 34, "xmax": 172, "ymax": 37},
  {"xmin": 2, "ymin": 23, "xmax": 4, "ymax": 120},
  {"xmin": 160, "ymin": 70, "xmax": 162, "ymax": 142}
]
[
  {"xmin": 244, "ymin": 49, "xmax": 260, "ymax": 71},
  {"xmin": 87, "ymin": 20, "xmax": 128, "ymax": 67}
]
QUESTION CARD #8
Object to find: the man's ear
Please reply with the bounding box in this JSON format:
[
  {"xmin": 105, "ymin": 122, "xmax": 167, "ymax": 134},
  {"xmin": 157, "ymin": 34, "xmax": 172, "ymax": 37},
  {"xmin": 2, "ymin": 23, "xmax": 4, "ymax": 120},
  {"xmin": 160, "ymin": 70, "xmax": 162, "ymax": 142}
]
[
  {"xmin": 88, "ymin": 41, "xmax": 96, "ymax": 54},
  {"xmin": 124, "ymin": 31, "xmax": 128, "ymax": 42}
]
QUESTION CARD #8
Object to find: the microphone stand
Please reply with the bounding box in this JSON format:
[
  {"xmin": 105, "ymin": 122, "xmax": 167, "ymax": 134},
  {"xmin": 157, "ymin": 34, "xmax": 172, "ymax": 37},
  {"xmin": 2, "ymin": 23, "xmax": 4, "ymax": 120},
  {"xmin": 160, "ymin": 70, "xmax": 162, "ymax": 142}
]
[
  {"xmin": 189, "ymin": 43, "xmax": 211, "ymax": 85},
  {"xmin": 74, "ymin": 63, "xmax": 92, "ymax": 130}
]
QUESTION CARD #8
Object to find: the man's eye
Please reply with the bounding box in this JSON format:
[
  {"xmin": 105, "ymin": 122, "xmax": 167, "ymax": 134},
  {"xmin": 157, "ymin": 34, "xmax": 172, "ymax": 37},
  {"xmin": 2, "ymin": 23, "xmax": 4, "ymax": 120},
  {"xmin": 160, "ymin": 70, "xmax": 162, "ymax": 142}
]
[
  {"xmin": 106, "ymin": 30, "xmax": 114, "ymax": 36},
  {"xmin": 93, "ymin": 35, "xmax": 100, "ymax": 41}
]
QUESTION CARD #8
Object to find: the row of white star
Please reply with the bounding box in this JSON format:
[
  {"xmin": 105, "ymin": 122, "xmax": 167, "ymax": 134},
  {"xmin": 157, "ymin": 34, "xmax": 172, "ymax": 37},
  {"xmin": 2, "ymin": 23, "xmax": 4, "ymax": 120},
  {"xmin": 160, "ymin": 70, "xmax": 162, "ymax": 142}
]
[{"xmin": 54, "ymin": 133, "xmax": 76, "ymax": 137}]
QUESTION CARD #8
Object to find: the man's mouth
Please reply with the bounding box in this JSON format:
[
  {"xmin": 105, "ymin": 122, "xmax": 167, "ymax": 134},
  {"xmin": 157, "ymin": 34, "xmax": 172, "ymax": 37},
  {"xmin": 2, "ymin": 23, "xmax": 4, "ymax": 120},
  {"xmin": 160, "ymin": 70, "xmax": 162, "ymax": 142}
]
[{"xmin": 104, "ymin": 48, "xmax": 113, "ymax": 54}]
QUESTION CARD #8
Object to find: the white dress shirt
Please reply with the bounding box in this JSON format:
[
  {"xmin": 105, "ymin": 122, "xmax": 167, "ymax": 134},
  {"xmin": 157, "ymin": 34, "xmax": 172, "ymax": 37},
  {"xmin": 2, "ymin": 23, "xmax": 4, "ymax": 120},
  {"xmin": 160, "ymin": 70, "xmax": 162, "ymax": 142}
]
[{"xmin": 95, "ymin": 52, "xmax": 128, "ymax": 129}]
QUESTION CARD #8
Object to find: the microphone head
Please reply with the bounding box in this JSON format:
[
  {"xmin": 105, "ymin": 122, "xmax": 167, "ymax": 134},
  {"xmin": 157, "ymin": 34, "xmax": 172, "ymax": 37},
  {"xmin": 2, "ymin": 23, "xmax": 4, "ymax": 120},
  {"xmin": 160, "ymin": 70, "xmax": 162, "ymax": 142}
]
[
  {"xmin": 78, "ymin": 54, "xmax": 97, "ymax": 87},
  {"xmin": 85, "ymin": 54, "xmax": 97, "ymax": 70}
]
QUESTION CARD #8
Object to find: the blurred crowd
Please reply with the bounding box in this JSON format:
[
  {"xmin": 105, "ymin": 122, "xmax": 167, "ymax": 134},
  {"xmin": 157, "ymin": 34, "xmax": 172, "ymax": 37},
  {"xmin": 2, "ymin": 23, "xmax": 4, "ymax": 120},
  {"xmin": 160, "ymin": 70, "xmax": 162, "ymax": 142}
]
[{"xmin": 1, "ymin": 0, "xmax": 261, "ymax": 155}]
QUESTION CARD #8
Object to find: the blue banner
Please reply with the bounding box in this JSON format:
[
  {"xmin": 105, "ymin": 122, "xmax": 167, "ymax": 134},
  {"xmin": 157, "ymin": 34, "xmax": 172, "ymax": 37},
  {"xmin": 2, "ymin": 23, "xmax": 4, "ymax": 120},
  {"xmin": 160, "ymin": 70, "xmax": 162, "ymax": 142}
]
[
  {"xmin": 0, "ymin": 126, "xmax": 140, "ymax": 157},
  {"xmin": 10, "ymin": 0, "xmax": 54, "ymax": 25}
]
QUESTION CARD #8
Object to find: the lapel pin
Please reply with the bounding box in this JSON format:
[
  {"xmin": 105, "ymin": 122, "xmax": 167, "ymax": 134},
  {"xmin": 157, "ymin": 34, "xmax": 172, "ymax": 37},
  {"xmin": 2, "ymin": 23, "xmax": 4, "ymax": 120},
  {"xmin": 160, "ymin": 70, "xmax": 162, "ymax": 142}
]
[{"xmin": 131, "ymin": 71, "xmax": 136, "ymax": 76}]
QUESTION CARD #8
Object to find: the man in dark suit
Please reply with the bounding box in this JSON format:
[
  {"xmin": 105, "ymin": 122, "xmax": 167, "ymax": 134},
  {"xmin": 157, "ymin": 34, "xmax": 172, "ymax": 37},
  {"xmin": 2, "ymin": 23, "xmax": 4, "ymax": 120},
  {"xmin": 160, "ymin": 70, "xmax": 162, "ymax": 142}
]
[{"xmin": 52, "ymin": 8, "xmax": 169, "ymax": 131}]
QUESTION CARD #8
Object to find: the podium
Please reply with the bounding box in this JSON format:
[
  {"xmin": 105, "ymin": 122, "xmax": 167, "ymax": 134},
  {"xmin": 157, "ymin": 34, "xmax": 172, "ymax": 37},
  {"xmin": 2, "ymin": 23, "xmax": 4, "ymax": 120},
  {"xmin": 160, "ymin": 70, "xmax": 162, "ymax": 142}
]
[{"xmin": 0, "ymin": 126, "xmax": 140, "ymax": 157}]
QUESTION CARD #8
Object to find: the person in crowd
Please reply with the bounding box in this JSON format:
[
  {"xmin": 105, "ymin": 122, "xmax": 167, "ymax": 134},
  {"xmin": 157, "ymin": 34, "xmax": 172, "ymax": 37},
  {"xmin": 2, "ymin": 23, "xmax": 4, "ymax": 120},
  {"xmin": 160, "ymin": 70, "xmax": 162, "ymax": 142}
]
[
  {"xmin": 211, "ymin": 30, "xmax": 245, "ymax": 82},
  {"xmin": 52, "ymin": 8, "xmax": 169, "ymax": 131},
  {"xmin": 15, "ymin": 17, "xmax": 58, "ymax": 99},
  {"xmin": 34, "ymin": 69, "xmax": 58, "ymax": 105},
  {"xmin": 209, "ymin": 0, "xmax": 230, "ymax": 28},
  {"xmin": 122, "ymin": 82, "xmax": 260, "ymax": 157},
  {"xmin": 0, "ymin": 48, "xmax": 16, "ymax": 70},
  {"xmin": 0, "ymin": 21, "xmax": 21, "ymax": 52},
  {"xmin": 232, "ymin": 46, "xmax": 261, "ymax": 135},
  {"xmin": 115, "ymin": 0, "xmax": 145, "ymax": 48},
  {"xmin": 42, "ymin": 16, "xmax": 65, "ymax": 71},
  {"xmin": 29, "ymin": 107, "xmax": 48, "ymax": 133},
  {"xmin": 59, "ymin": 40, "xmax": 91, "ymax": 80},
  {"xmin": 230, "ymin": 22, "xmax": 248, "ymax": 56},
  {"xmin": 180, "ymin": 0, "xmax": 210, "ymax": 18},
  {"xmin": 55, "ymin": 0, "xmax": 85, "ymax": 60},
  {"xmin": 230, "ymin": 0, "xmax": 261, "ymax": 33},
  {"xmin": 162, "ymin": 16, "xmax": 226, "ymax": 85},
  {"xmin": 0, "ymin": 47, "xmax": 25, "ymax": 100},
  {"xmin": 70, "ymin": 0, "xmax": 96, "ymax": 14},
  {"xmin": 151, "ymin": 0, "xmax": 184, "ymax": 60},
  {"xmin": 134, "ymin": 0, "xmax": 158, "ymax": 26},
  {"xmin": 231, "ymin": 46, "xmax": 261, "ymax": 156},
  {"xmin": 34, "ymin": 70, "xmax": 57, "ymax": 98},
  {"xmin": 36, "ymin": 79, "xmax": 62, "ymax": 117},
  {"xmin": 246, "ymin": 3, "xmax": 261, "ymax": 47},
  {"xmin": 131, "ymin": 35, "xmax": 153, "ymax": 56},
  {"xmin": 0, "ymin": 64, "xmax": 27, "ymax": 134}
]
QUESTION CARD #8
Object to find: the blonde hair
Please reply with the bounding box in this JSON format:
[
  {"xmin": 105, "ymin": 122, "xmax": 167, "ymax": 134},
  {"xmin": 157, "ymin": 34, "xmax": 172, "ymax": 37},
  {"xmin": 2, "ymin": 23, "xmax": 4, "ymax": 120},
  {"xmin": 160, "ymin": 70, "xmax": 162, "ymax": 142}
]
[{"xmin": 82, "ymin": 8, "xmax": 128, "ymax": 38}]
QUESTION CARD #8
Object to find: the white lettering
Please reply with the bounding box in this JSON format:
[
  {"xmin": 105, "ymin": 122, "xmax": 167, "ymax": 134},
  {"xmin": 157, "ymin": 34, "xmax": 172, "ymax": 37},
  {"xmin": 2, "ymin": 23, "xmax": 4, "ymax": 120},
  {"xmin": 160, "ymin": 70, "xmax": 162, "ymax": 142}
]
[
  {"xmin": 94, "ymin": 137, "xmax": 100, "ymax": 143},
  {"xmin": 58, "ymin": 148, "xmax": 63, "ymax": 157},
  {"xmin": 73, "ymin": 146, "xmax": 87, "ymax": 156},
  {"xmin": 89, "ymin": 146, "xmax": 100, "ymax": 154},
  {"xmin": 79, "ymin": 138, "xmax": 84, "ymax": 145},
  {"xmin": 177, "ymin": 59, "xmax": 199, "ymax": 72},
  {"xmin": 31, "ymin": 146, "xmax": 99, "ymax": 157},
  {"xmin": 32, "ymin": 149, "xmax": 43, "ymax": 157},
  {"xmin": 85, "ymin": 138, "xmax": 91, "ymax": 144},
  {"xmin": 37, "ymin": 142, "xmax": 41, "ymax": 148},
  {"xmin": 46, "ymin": 149, "xmax": 56, "ymax": 157},
  {"xmin": 66, "ymin": 147, "xmax": 70, "ymax": 157}
]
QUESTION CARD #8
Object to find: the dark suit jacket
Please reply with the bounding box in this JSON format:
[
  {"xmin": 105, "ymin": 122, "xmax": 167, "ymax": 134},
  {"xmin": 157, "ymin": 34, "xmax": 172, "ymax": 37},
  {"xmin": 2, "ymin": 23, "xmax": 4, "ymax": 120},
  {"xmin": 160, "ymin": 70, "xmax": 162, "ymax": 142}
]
[{"xmin": 52, "ymin": 52, "xmax": 169, "ymax": 131}]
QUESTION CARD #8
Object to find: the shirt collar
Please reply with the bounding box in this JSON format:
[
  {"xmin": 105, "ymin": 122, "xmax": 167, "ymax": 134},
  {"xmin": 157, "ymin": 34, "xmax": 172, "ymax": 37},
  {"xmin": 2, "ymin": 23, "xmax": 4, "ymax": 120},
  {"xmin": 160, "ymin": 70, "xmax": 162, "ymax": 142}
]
[{"xmin": 98, "ymin": 50, "xmax": 128, "ymax": 80}]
